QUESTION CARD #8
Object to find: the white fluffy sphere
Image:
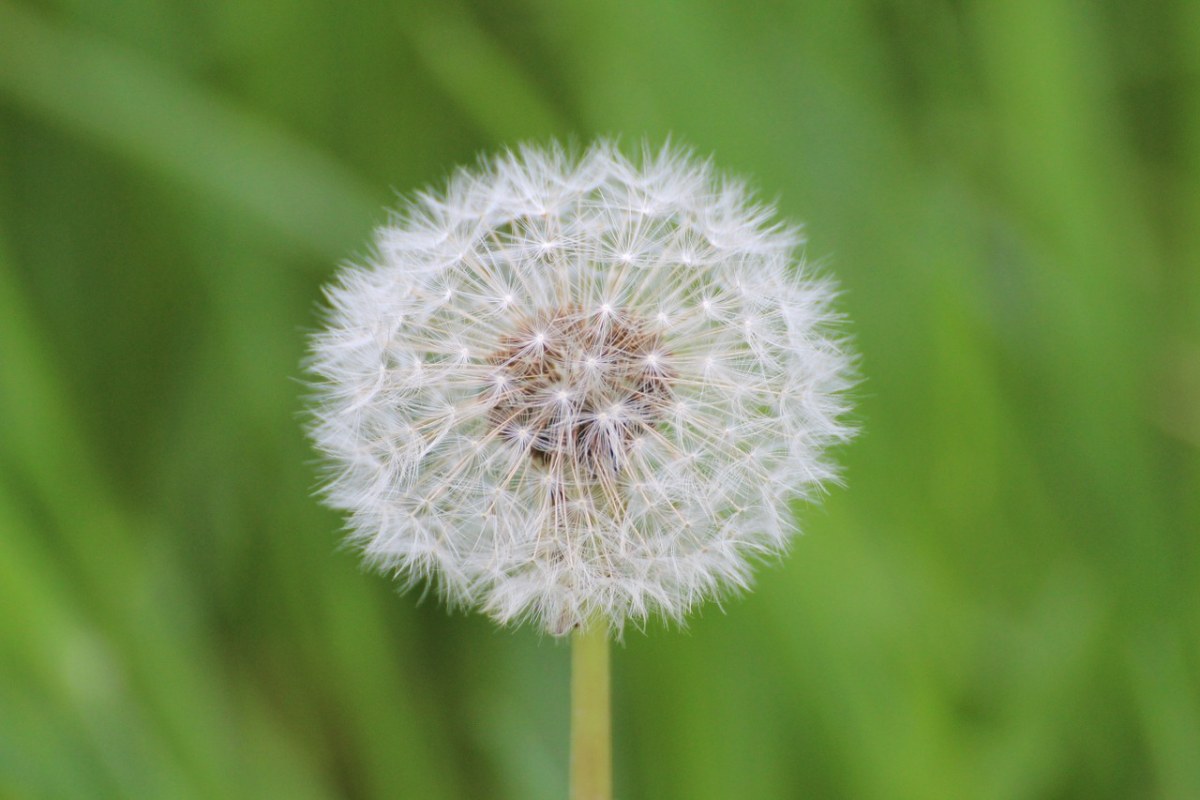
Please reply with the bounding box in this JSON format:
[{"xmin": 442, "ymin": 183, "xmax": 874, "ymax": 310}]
[{"xmin": 308, "ymin": 141, "xmax": 855, "ymax": 635}]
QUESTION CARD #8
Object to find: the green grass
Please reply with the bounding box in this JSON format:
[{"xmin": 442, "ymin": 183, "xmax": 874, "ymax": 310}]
[{"xmin": 1, "ymin": 1, "xmax": 1197, "ymax": 797}]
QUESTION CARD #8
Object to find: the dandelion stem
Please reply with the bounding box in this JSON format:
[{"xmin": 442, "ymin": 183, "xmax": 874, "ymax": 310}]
[{"xmin": 570, "ymin": 620, "xmax": 611, "ymax": 800}]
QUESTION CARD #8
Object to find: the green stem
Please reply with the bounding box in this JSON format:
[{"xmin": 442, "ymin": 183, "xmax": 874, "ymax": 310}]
[{"xmin": 570, "ymin": 620, "xmax": 611, "ymax": 800}]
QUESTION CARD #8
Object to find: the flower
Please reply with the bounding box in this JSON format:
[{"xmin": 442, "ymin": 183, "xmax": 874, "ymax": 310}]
[{"xmin": 308, "ymin": 141, "xmax": 855, "ymax": 635}]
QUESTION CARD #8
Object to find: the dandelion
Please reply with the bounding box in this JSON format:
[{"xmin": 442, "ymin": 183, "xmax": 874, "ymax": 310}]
[{"xmin": 307, "ymin": 140, "xmax": 855, "ymax": 799}]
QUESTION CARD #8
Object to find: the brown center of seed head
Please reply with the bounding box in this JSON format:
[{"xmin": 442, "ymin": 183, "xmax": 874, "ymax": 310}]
[{"xmin": 485, "ymin": 306, "xmax": 673, "ymax": 478}]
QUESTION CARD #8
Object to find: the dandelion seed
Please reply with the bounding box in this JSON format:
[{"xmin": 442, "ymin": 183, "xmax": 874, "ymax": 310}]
[{"xmin": 307, "ymin": 140, "xmax": 855, "ymax": 637}]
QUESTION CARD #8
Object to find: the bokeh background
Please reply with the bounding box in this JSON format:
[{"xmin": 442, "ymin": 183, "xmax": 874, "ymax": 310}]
[{"xmin": 1, "ymin": 1, "xmax": 1198, "ymax": 798}]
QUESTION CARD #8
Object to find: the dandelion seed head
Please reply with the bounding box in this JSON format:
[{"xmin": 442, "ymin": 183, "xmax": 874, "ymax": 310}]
[{"xmin": 308, "ymin": 140, "xmax": 856, "ymax": 635}]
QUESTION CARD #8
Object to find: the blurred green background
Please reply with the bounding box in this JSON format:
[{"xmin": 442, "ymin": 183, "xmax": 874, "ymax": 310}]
[{"xmin": 1, "ymin": 0, "xmax": 1198, "ymax": 798}]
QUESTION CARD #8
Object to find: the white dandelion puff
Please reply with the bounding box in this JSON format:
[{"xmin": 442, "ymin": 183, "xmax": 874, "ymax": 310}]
[{"xmin": 308, "ymin": 140, "xmax": 856, "ymax": 636}]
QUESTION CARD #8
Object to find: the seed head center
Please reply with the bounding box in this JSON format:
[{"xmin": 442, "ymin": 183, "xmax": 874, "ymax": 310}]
[{"xmin": 486, "ymin": 306, "xmax": 673, "ymax": 476}]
